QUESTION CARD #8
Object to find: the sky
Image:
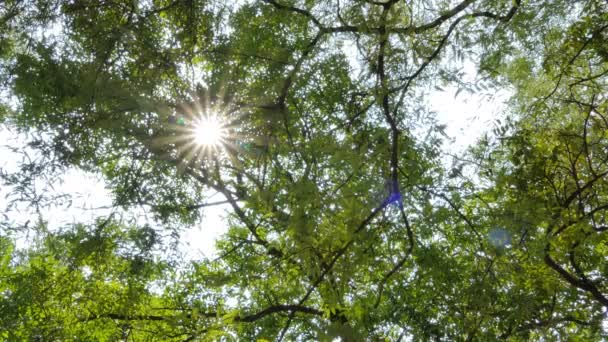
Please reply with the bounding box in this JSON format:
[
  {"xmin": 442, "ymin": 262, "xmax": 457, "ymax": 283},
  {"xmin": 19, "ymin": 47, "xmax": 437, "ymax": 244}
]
[{"xmin": 0, "ymin": 125, "xmax": 228, "ymax": 259}]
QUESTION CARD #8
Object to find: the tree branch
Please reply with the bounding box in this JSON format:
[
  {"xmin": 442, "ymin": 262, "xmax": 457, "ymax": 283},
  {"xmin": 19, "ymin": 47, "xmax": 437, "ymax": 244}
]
[
  {"xmin": 261, "ymin": 0, "xmax": 323, "ymax": 28},
  {"xmin": 82, "ymin": 304, "xmax": 322, "ymax": 324},
  {"xmin": 544, "ymin": 245, "xmax": 608, "ymax": 306}
]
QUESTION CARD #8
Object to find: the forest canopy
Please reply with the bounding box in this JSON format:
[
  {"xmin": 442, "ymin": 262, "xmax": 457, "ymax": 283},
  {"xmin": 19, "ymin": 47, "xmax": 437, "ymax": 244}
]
[{"xmin": 1, "ymin": 0, "xmax": 608, "ymax": 340}]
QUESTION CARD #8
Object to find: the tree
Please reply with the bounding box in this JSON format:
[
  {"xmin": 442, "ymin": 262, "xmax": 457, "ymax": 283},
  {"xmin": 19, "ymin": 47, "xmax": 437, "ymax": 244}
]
[{"xmin": 0, "ymin": 0, "xmax": 607, "ymax": 340}]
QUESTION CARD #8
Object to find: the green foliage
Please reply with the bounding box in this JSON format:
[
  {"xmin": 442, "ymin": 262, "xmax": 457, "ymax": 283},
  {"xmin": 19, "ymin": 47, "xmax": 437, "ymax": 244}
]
[{"xmin": 1, "ymin": 0, "xmax": 608, "ymax": 340}]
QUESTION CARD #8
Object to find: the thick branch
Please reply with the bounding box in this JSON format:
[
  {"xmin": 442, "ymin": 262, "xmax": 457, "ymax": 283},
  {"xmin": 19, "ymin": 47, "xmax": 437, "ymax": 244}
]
[
  {"xmin": 83, "ymin": 304, "xmax": 322, "ymax": 323},
  {"xmin": 408, "ymin": 0, "xmax": 475, "ymax": 34},
  {"xmin": 261, "ymin": 0, "xmax": 323, "ymax": 28},
  {"xmin": 237, "ymin": 304, "xmax": 322, "ymax": 322},
  {"xmin": 544, "ymin": 246, "xmax": 608, "ymax": 306},
  {"xmin": 562, "ymin": 170, "xmax": 608, "ymax": 208},
  {"xmin": 391, "ymin": 1, "xmax": 521, "ymax": 94},
  {"xmin": 375, "ymin": 0, "xmax": 401, "ymax": 195}
]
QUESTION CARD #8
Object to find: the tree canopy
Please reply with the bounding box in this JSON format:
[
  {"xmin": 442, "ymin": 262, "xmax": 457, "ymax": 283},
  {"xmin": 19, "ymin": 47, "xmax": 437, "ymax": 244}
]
[{"xmin": 1, "ymin": 0, "xmax": 607, "ymax": 340}]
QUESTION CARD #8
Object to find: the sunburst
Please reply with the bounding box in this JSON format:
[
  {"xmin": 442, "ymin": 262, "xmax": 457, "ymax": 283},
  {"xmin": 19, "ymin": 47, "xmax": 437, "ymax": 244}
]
[
  {"xmin": 151, "ymin": 90, "xmax": 251, "ymax": 169},
  {"xmin": 193, "ymin": 115, "xmax": 227, "ymax": 147}
]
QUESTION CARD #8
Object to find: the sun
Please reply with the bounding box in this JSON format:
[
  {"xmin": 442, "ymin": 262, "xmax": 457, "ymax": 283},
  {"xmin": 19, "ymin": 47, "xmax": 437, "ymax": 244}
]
[{"xmin": 193, "ymin": 115, "xmax": 226, "ymax": 147}]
